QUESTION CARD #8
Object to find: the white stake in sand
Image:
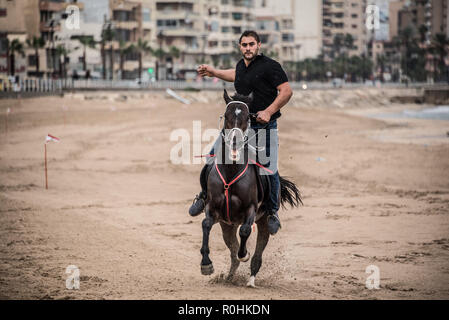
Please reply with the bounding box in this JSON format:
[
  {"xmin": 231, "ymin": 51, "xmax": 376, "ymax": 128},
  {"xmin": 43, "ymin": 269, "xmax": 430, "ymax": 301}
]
[{"xmin": 44, "ymin": 134, "xmax": 60, "ymax": 189}]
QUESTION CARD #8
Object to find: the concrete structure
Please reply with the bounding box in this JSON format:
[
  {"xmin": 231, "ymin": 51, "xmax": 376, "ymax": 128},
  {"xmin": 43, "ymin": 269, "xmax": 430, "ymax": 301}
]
[
  {"xmin": 389, "ymin": 0, "xmax": 408, "ymax": 40},
  {"xmin": 0, "ymin": 0, "xmax": 40, "ymax": 77},
  {"xmin": 291, "ymin": 0, "xmax": 322, "ymax": 60},
  {"xmin": 254, "ymin": 0, "xmax": 322, "ymax": 64},
  {"xmin": 322, "ymin": 0, "xmax": 368, "ymax": 59}
]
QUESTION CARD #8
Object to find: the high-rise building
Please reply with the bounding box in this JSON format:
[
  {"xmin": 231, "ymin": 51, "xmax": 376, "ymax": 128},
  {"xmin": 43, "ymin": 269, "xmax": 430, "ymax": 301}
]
[
  {"xmin": 0, "ymin": 0, "xmax": 40, "ymax": 77},
  {"xmin": 397, "ymin": 0, "xmax": 448, "ymax": 40},
  {"xmin": 322, "ymin": 0, "xmax": 368, "ymax": 59}
]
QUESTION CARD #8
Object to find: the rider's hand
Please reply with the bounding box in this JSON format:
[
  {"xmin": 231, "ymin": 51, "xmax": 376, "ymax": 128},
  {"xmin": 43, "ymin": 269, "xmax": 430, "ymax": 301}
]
[
  {"xmin": 256, "ymin": 110, "xmax": 271, "ymax": 124},
  {"xmin": 197, "ymin": 64, "xmax": 215, "ymax": 77}
]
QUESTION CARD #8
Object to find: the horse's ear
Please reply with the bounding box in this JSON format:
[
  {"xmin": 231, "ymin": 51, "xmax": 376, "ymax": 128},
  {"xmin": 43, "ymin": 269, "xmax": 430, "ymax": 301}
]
[
  {"xmin": 248, "ymin": 92, "xmax": 254, "ymax": 103},
  {"xmin": 223, "ymin": 89, "xmax": 233, "ymax": 105}
]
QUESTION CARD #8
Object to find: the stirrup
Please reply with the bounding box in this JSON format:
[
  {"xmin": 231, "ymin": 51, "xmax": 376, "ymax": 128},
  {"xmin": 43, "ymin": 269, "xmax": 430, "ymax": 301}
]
[{"xmin": 267, "ymin": 211, "xmax": 282, "ymax": 235}]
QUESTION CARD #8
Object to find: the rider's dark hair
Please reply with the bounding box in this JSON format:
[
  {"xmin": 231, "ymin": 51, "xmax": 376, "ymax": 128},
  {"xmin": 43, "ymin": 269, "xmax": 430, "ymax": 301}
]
[{"xmin": 239, "ymin": 30, "xmax": 260, "ymax": 44}]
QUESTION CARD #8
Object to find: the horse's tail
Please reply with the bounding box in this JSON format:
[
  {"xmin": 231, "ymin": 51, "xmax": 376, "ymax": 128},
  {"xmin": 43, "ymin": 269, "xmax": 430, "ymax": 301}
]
[{"xmin": 279, "ymin": 176, "xmax": 303, "ymax": 209}]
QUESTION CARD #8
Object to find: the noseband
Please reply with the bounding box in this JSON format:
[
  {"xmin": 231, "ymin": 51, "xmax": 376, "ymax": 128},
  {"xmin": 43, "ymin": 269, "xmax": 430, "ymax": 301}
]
[{"xmin": 219, "ymin": 101, "xmax": 249, "ymax": 151}]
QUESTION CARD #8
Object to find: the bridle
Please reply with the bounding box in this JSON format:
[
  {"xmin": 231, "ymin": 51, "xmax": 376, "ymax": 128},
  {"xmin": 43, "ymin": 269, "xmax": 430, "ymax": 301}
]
[
  {"xmin": 214, "ymin": 100, "xmax": 271, "ymax": 224},
  {"xmin": 219, "ymin": 101, "xmax": 267, "ymax": 152}
]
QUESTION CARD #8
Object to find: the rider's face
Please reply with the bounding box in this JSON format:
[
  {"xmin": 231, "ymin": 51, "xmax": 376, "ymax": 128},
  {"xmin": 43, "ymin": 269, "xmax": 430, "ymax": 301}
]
[{"xmin": 239, "ymin": 36, "xmax": 260, "ymax": 61}]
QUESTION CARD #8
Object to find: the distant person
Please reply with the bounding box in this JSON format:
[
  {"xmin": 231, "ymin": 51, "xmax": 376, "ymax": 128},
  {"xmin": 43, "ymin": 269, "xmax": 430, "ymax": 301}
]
[{"xmin": 86, "ymin": 69, "xmax": 91, "ymax": 80}]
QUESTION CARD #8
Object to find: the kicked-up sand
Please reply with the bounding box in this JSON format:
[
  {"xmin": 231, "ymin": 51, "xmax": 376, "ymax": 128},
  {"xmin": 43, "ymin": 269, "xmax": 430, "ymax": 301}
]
[{"xmin": 0, "ymin": 88, "xmax": 448, "ymax": 299}]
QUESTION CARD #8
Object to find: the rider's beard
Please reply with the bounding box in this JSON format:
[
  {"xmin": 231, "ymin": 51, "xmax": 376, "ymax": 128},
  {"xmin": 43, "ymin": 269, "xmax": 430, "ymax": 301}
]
[{"xmin": 242, "ymin": 47, "xmax": 259, "ymax": 62}]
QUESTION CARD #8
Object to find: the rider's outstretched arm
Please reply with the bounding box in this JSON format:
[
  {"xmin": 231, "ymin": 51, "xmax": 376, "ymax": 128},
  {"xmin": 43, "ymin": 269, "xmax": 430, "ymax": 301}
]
[
  {"xmin": 197, "ymin": 64, "xmax": 235, "ymax": 82},
  {"xmin": 213, "ymin": 69, "xmax": 235, "ymax": 82}
]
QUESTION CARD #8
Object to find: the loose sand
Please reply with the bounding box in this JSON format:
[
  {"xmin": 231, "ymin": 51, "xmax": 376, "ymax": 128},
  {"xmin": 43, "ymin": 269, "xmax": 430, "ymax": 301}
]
[{"xmin": 0, "ymin": 88, "xmax": 448, "ymax": 299}]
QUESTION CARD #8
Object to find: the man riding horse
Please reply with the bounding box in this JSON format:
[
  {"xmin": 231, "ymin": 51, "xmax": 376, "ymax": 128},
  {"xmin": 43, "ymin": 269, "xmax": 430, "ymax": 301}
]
[{"xmin": 189, "ymin": 30, "xmax": 293, "ymax": 236}]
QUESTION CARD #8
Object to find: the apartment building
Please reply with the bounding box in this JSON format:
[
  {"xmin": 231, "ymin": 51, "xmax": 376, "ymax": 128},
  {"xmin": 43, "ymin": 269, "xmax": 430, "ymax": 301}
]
[
  {"xmin": 39, "ymin": 0, "xmax": 84, "ymax": 77},
  {"xmin": 108, "ymin": 0, "xmax": 154, "ymax": 79},
  {"xmin": 153, "ymin": 0, "xmax": 255, "ymax": 79},
  {"xmin": 0, "ymin": 0, "xmax": 39, "ymax": 77},
  {"xmin": 389, "ymin": 0, "xmax": 408, "ymax": 40},
  {"xmin": 322, "ymin": 0, "xmax": 368, "ymax": 59},
  {"xmin": 397, "ymin": 0, "xmax": 448, "ymax": 40}
]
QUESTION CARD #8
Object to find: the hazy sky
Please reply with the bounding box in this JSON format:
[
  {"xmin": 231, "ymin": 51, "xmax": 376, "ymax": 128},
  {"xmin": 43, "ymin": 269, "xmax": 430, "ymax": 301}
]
[{"xmin": 81, "ymin": 0, "xmax": 109, "ymax": 24}]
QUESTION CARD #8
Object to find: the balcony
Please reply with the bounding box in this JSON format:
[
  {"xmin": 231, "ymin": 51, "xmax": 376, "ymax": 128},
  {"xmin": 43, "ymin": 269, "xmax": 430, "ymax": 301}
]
[
  {"xmin": 161, "ymin": 27, "xmax": 199, "ymax": 37},
  {"xmin": 39, "ymin": 1, "xmax": 84, "ymax": 12},
  {"xmin": 155, "ymin": 0, "xmax": 196, "ymax": 3},
  {"xmin": 157, "ymin": 10, "xmax": 197, "ymax": 20},
  {"xmin": 40, "ymin": 21, "xmax": 61, "ymax": 32},
  {"xmin": 113, "ymin": 20, "xmax": 139, "ymax": 30}
]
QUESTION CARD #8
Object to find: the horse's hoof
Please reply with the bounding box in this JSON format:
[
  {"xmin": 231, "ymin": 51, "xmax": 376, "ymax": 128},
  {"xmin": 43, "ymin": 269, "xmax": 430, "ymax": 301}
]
[
  {"xmin": 201, "ymin": 263, "xmax": 214, "ymax": 275},
  {"xmin": 247, "ymin": 276, "xmax": 256, "ymax": 288},
  {"xmin": 238, "ymin": 251, "xmax": 250, "ymax": 262}
]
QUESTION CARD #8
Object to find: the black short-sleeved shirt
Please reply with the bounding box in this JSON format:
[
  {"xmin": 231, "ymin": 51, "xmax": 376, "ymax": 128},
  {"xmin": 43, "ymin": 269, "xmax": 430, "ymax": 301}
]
[{"xmin": 234, "ymin": 54, "xmax": 289, "ymax": 121}]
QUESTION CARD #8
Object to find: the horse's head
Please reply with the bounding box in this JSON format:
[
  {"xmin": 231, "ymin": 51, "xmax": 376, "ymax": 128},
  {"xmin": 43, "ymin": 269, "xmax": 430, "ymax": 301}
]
[{"xmin": 222, "ymin": 89, "xmax": 253, "ymax": 162}]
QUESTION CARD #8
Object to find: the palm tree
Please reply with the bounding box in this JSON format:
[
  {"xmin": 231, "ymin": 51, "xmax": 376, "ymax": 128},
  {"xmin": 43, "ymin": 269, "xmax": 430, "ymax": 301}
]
[
  {"xmin": 55, "ymin": 45, "xmax": 69, "ymax": 78},
  {"xmin": 332, "ymin": 33, "xmax": 344, "ymax": 59},
  {"xmin": 101, "ymin": 23, "xmax": 115, "ymax": 80},
  {"xmin": 119, "ymin": 41, "xmax": 134, "ymax": 80},
  {"xmin": 432, "ymin": 33, "xmax": 449, "ymax": 82},
  {"xmin": 8, "ymin": 39, "xmax": 25, "ymax": 76},
  {"xmin": 26, "ymin": 36, "xmax": 45, "ymax": 78},
  {"xmin": 398, "ymin": 26, "xmax": 415, "ymax": 80},
  {"xmin": 78, "ymin": 36, "xmax": 95, "ymax": 72},
  {"xmin": 136, "ymin": 39, "xmax": 152, "ymax": 81},
  {"xmin": 376, "ymin": 54, "xmax": 387, "ymax": 82}
]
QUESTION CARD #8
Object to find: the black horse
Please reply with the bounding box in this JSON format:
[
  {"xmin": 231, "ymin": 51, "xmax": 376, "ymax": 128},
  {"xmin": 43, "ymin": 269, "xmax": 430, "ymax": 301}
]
[{"xmin": 200, "ymin": 90, "xmax": 302, "ymax": 287}]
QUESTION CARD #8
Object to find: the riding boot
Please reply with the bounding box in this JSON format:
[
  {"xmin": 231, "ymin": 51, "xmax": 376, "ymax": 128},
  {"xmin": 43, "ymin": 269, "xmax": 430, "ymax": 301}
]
[
  {"xmin": 267, "ymin": 210, "xmax": 282, "ymax": 235},
  {"xmin": 188, "ymin": 163, "xmax": 212, "ymax": 216},
  {"xmin": 266, "ymin": 172, "xmax": 281, "ymax": 235}
]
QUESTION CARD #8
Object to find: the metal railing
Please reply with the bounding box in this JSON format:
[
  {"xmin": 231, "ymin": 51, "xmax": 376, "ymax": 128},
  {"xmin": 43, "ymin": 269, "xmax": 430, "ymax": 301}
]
[{"xmin": 1, "ymin": 77, "xmax": 447, "ymax": 99}]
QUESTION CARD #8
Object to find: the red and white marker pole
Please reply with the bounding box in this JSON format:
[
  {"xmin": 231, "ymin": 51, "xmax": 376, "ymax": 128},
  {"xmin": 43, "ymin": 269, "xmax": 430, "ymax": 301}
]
[{"xmin": 44, "ymin": 134, "xmax": 60, "ymax": 189}]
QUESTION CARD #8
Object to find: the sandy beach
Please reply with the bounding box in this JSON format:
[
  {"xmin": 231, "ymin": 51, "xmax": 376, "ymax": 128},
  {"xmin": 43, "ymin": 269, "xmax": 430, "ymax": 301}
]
[{"xmin": 0, "ymin": 88, "xmax": 448, "ymax": 299}]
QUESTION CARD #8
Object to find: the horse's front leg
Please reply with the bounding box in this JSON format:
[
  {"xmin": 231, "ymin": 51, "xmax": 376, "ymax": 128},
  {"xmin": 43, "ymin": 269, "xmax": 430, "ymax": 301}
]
[
  {"xmin": 247, "ymin": 215, "xmax": 270, "ymax": 288},
  {"xmin": 220, "ymin": 221, "xmax": 240, "ymax": 281},
  {"xmin": 238, "ymin": 205, "xmax": 256, "ymax": 262},
  {"xmin": 200, "ymin": 208, "xmax": 216, "ymax": 275}
]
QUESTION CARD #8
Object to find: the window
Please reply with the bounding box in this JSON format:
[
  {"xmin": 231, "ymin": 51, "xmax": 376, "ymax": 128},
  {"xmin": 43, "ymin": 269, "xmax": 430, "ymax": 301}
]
[
  {"xmin": 351, "ymin": 14, "xmax": 358, "ymax": 18},
  {"xmin": 221, "ymin": 26, "xmax": 230, "ymax": 33},
  {"xmin": 221, "ymin": 12, "xmax": 229, "ymax": 19},
  {"xmin": 208, "ymin": 41, "xmax": 218, "ymax": 48},
  {"xmin": 232, "ymin": 12, "xmax": 243, "ymax": 20},
  {"xmin": 282, "ymin": 33, "xmax": 294, "ymax": 42},
  {"xmin": 142, "ymin": 8, "xmax": 151, "ymax": 22},
  {"xmin": 222, "ymin": 41, "xmax": 230, "ymax": 47},
  {"xmin": 0, "ymin": 8, "xmax": 6, "ymax": 17},
  {"xmin": 157, "ymin": 19, "xmax": 177, "ymax": 28},
  {"xmin": 232, "ymin": 26, "xmax": 241, "ymax": 34},
  {"xmin": 210, "ymin": 21, "xmax": 219, "ymax": 32},
  {"xmin": 28, "ymin": 55, "xmax": 37, "ymax": 67}
]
